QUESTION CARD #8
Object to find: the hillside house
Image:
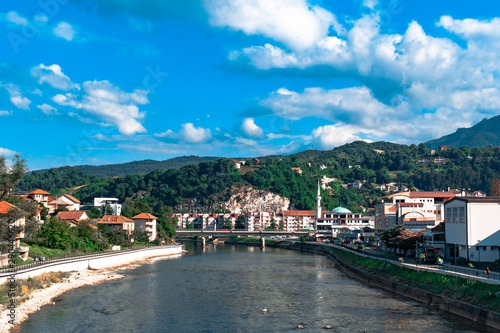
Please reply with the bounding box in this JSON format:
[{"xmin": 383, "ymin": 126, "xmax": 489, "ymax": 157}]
[
  {"xmin": 94, "ymin": 197, "xmax": 122, "ymax": 216},
  {"xmin": 55, "ymin": 211, "xmax": 89, "ymax": 228},
  {"xmin": 0, "ymin": 201, "xmax": 25, "ymax": 248},
  {"xmin": 132, "ymin": 213, "xmax": 157, "ymax": 241},
  {"xmin": 291, "ymin": 167, "xmax": 302, "ymax": 174},
  {"xmin": 97, "ymin": 215, "xmax": 134, "ymax": 235},
  {"xmin": 28, "ymin": 189, "xmax": 50, "ymax": 208}
]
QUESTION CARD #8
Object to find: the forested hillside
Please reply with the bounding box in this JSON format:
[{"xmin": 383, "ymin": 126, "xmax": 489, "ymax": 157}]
[
  {"xmin": 12, "ymin": 141, "xmax": 500, "ymax": 214},
  {"xmin": 425, "ymin": 115, "xmax": 500, "ymax": 149}
]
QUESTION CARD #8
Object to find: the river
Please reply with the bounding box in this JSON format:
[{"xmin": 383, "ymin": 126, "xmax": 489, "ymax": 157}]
[{"xmin": 13, "ymin": 243, "xmax": 496, "ymax": 332}]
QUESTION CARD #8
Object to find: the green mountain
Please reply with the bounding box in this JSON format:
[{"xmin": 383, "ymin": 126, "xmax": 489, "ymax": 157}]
[
  {"xmin": 73, "ymin": 155, "xmax": 222, "ymax": 177},
  {"xmin": 425, "ymin": 115, "xmax": 500, "ymax": 150}
]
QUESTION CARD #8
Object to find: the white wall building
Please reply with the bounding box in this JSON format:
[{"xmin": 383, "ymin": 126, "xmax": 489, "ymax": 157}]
[
  {"xmin": 132, "ymin": 213, "xmax": 157, "ymax": 242},
  {"xmin": 94, "ymin": 197, "xmax": 122, "ymax": 216},
  {"xmin": 375, "ymin": 191, "xmax": 456, "ymax": 232},
  {"xmin": 444, "ymin": 197, "xmax": 500, "ymax": 263}
]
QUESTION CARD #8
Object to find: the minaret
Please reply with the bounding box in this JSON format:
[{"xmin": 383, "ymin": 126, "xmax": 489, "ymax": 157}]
[{"xmin": 316, "ymin": 180, "xmax": 322, "ymax": 219}]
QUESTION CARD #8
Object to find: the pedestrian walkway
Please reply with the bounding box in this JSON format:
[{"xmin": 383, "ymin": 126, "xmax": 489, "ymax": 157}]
[{"xmin": 313, "ymin": 242, "xmax": 500, "ymax": 284}]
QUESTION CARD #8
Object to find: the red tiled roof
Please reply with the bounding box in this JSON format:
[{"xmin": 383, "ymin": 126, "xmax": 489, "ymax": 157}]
[
  {"xmin": 283, "ymin": 210, "xmax": 316, "ymax": 216},
  {"xmin": 0, "ymin": 201, "xmax": 17, "ymax": 214},
  {"xmin": 398, "ymin": 203, "xmax": 423, "ymax": 207},
  {"xmin": 98, "ymin": 215, "xmax": 134, "ymax": 224},
  {"xmin": 409, "ymin": 191, "xmax": 455, "ymax": 198},
  {"xmin": 29, "ymin": 189, "xmax": 50, "ymax": 195},
  {"xmin": 56, "ymin": 211, "xmax": 87, "ymax": 220},
  {"xmin": 132, "ymin": 213, "xmax": 158, "ymax": 220},
  {"xmin": 62, "ymin": 194, "xmax": 80, "ymax": 203}
]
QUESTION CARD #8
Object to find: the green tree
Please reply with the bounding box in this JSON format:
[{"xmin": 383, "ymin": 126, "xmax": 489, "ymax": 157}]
[
  {"xmin": 133, "ymin": 230, "xmax": 150, "ymax": 244},
  {"xmin": 39, "ymin": 217, "xmax": 77, "ymax": 250},
  {"xmin": 235, "ymin": 216, "xmax": 245, "ymax": 230},
  {"xmin": 0, "ymin": 154, "xmax": 27, "ymax": 201},
  {"xmin": 489, "ymin": 178, "xmax": 500, "ymax": 196}
]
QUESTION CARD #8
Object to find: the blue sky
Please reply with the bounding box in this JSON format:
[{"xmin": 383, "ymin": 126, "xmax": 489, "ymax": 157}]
[{"xmin": 1, "ymin": 0, "xmax": 500, "ymax": 170}]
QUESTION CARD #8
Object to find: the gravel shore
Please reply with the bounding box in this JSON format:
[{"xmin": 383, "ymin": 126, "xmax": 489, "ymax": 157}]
[{"xmin": 0, "ymin": 256, "xmax": 177, "ymax": 332}]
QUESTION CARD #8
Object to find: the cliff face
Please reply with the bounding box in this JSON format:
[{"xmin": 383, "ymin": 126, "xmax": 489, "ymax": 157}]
[{"xmin": 174, "ymin": 184, "xmax": 290, "ymax": 213}]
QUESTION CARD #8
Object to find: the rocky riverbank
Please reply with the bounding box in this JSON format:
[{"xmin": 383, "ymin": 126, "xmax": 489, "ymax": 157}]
[{"xmin": 0, "ymin": 256, "xmax": 177, "ymax": 332}]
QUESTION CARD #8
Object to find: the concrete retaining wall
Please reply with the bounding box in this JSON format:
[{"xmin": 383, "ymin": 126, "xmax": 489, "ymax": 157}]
[
  {"xmin": 286, "ymin": 244, "xmax": 500, "ymax": 331},
  {"xmin": 0, "ymin": 245, "xmax": 184, "ymax": 280}
]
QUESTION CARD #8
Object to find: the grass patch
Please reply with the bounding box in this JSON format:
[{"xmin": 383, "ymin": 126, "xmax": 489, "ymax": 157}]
[
  {"xmin": 293, "ymin": 243, "xmax": 500, "ymax": 313},
  {"xmin": 0, "ymin": 271, "xmax": 71, "ymax": 309}
]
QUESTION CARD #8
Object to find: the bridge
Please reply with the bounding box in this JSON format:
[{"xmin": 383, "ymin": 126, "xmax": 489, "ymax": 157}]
[{"xmin": 176, "ymin": 230, "xmax": 315, "ymax": 237}]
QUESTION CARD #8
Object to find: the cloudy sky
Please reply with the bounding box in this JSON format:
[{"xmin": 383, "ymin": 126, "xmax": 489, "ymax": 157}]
[{"xmin": 1, "ymin": 1, "xmax": 500, "ymax": 170}]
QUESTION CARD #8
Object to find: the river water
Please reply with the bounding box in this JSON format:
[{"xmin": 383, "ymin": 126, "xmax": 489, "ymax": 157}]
[{"xmin": 14, "ymin": 244, "xmax": 496, "ymax": 332}]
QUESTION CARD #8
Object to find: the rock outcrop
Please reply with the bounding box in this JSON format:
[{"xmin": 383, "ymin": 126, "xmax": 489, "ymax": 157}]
[{"xmin": 174, "ymin": 184, "xmax": 290, "ymax": 213}]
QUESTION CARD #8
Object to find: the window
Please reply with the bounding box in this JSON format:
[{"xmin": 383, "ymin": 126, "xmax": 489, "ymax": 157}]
[
  {"xmin": 452, "ymin": 207, "xmax": 458, "ymax": 223},
  {"xmin": 458, "ymin": 207, "xmax": 465, "ymax": 223},
  {"xmin": 476, "ymin": 246, "xmax": 486, "ymax": 251},
  {"xmin": 492, "ymin": 246, "xmax": 499, "ymax": 251},
  {"xmin": 446, "ymin": 208, "xmax": 452, "ymax": 222}
]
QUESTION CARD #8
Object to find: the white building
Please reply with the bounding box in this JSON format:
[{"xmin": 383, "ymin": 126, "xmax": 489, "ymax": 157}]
[
  {"xmin": 283, "ymin": 210, "xmax": 316, "ymax": 231},
  {"xmin": 94, "ymin": 197, "xmax": 122, "ymax": 216},
  {"xmin": 245, "ymin": 212, "xmax": 280, "ymax": 231},
  {"xmin": 316, "ymin": 207, "xmax": 373, "ymax": 237},
  {"xmin": 444, "ymin": 197, "xmax": 500, "ymax": 263},
  {"xmin": 375, "ymin": 191, "xmax": 456, "ymax": 232}
]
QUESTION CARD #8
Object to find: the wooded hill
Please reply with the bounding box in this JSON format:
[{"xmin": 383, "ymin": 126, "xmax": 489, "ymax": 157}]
[
  {"xmin": 425, "ymin": 115, "xmax": 500, "ymax": 149},
  {"xmin": 12, "ymin": 141, "xmax": 500, "ymax": 213}
]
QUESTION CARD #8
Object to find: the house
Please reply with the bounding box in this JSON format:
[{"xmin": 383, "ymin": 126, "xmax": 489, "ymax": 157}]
[
  {"xmin": 351, "ymin": 180, "xmax": 363, "ymax": 189},
  {"xmin": 132, "ymin": 213, "xmax": 157, "ymax": 241},
  {"xmin": 59, "ymin": 194, "xmax": 81, "ymax": 211},
  {"xmin": 373, "ymin": 149, "xmax": 385, "ymax": 154},
  {"xmin": 444, "ymin": 196, "xmax": 500, "ymax": 263},
  {"xmin": 47, "ymin": 197, "xmax": 71, "ymax": 213},
  {"xmin": 472, "ymin": 190, "xmax": 486, "ymax": 197},
  {"xmin": 55, "ymin": 211, "xmax": 89, "ymax": 228},
  {"xmin": 97, "ymin": 215, "xmax": 135, "ymax": 235},
  {"xmin": 439, "ymin": 146, "xmax": 449, "ymax": 151},
  {"xmin": 252, "ymin": 158, "xmax": 260, "ymax": 164},
  {"xmin": 291, "ymin": 167, "xmax": 302, "ymax": 174},
  {"xmin": 319, "ymin": 164, "xmax": 327, "ymax": 170},
  {"xmin": 231, "ymin": 160, "xmax": 241, "ymax": 169},
  {"xmin": 374, "ymin": 191, "xmax": 455, "ymax": 232},
  {"xmin": 0, "ymin": 201, "xmax": 25, "ymax": 248},
  {"xmin": 94, "ymin": 198, "xmax": 122, "ymax": 216},
  {"xmin": 28, "ymin": 189, "xmax": 50, "ymax": 208},
  {"xmin": 433, "ymin": 157, "xmax": 445, "ymax": 163}
]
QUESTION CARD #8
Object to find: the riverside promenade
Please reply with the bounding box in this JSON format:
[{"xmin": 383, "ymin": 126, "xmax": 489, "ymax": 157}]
[
  {"xmin": 0, "ymin": 244, "xmax": 184, "ymax": 280},
  {"xmin": 314, "ymin": 242, "xmax": 500, "ymax": 284}
]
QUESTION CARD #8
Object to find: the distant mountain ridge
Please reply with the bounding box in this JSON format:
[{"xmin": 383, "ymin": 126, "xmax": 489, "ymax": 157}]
[{"xmin": 425, "ymin": 115, "xmax": 500, "ymax": 149}]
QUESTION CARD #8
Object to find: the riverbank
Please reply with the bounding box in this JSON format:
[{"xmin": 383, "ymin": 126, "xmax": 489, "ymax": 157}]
[
  {"xmin": 0, "ymin": 246, "xmax": 185, "ymax": 332},
  {"xmin": 225, "ymin": 239, "xmax": 500, "ymax": 331}
]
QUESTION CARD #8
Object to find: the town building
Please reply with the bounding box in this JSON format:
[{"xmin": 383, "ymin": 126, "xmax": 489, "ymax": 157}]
[
  {"xmin": 94, "ymin": 197, "xmax": 122, "ymax": 216},
  {"xmin": 374, "ymin": 191, "xmax": 456, "ymax": 232},
  {"xmin": 245, "ymin": 211, "xmax": 280, "ymax": 231},
  {"xmin": 97, "ymin": 215, "xmax": 134, "ymax": 235},
  {"xmin": 132, "ymin": 213, "xmax": 157, "ymax": 241},
  {"xmin": 444, "ymin": 196, "xmax": 500, "ymax": 263},
  {"xmin": 0, "ymin": 201, "xmax": 25, "ymax": 248},
  {"xmin": 283, "ymin": 210, "xmax": 316, "ymax": 231},
  {"xmin": 27, "ymin": 189, "xmax": 50, "ymax": 208},
  {"xmin": 55, "ymin": 211, "xmax": 89, "ymax": 228},
  {"xmin": 315, "ymin": 206, "xmax": 373, "ymax": 237}
]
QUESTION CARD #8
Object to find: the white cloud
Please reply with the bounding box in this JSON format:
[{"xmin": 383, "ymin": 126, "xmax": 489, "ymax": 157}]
[
  {"xmin": 438, "ymin": 16, "xmax": 500, "ymax": 40},
  {"xmin": 312, "ymin": 124, "xmax": 363, "ymax": 149},
  {"xmin": 362, "ymin": 0, "xmax": 378, "ymax": 10},
  {"xmin": 204, "ymin": 0, "xmax": 338, "ymax": 50},
  {"xmin": 37, "ymin": 103, "xmax": 58, "ymax": 115},
  {"xmin": 179, "ymin": 123, "xmax": 212, "ymax": 143},
  {"xmin": 1, "ymin": 84, "xmax": 31, "ymax": 110},
  {"xmin": 53, "ymin": 80, "xmax": 149, "ymax": 135},
  {"xmin": 241, "ymin": 118, "xmax": 265, "ymax": 138},
  {"xmin": 3, "ymin": 11, "xmax": 28, "ymax": 26},
  {"xmin": 53, "ymin": 22, "xmax": 77, "ymax": 41},
  {"xmin": 0, "ymin": 147, "xmax": 17, "ymax": 156},
  {"xmin": 0, "ymin": 110, "xmax": 11, "ymax": 116},
  {"xmin": 31, "ymin": 64, "xmax": 77, "ymax": 91}
]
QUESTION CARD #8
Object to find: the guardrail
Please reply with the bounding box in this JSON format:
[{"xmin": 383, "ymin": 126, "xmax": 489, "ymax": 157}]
[{"xmin": 0, "ymin": 245, "xmax": 178, "ymax": 274}]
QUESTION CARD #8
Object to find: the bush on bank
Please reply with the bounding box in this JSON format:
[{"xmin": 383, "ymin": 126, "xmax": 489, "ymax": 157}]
[{"xmin": 293, "ymin": 243, "xmax": 500, "ymax": 313}]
